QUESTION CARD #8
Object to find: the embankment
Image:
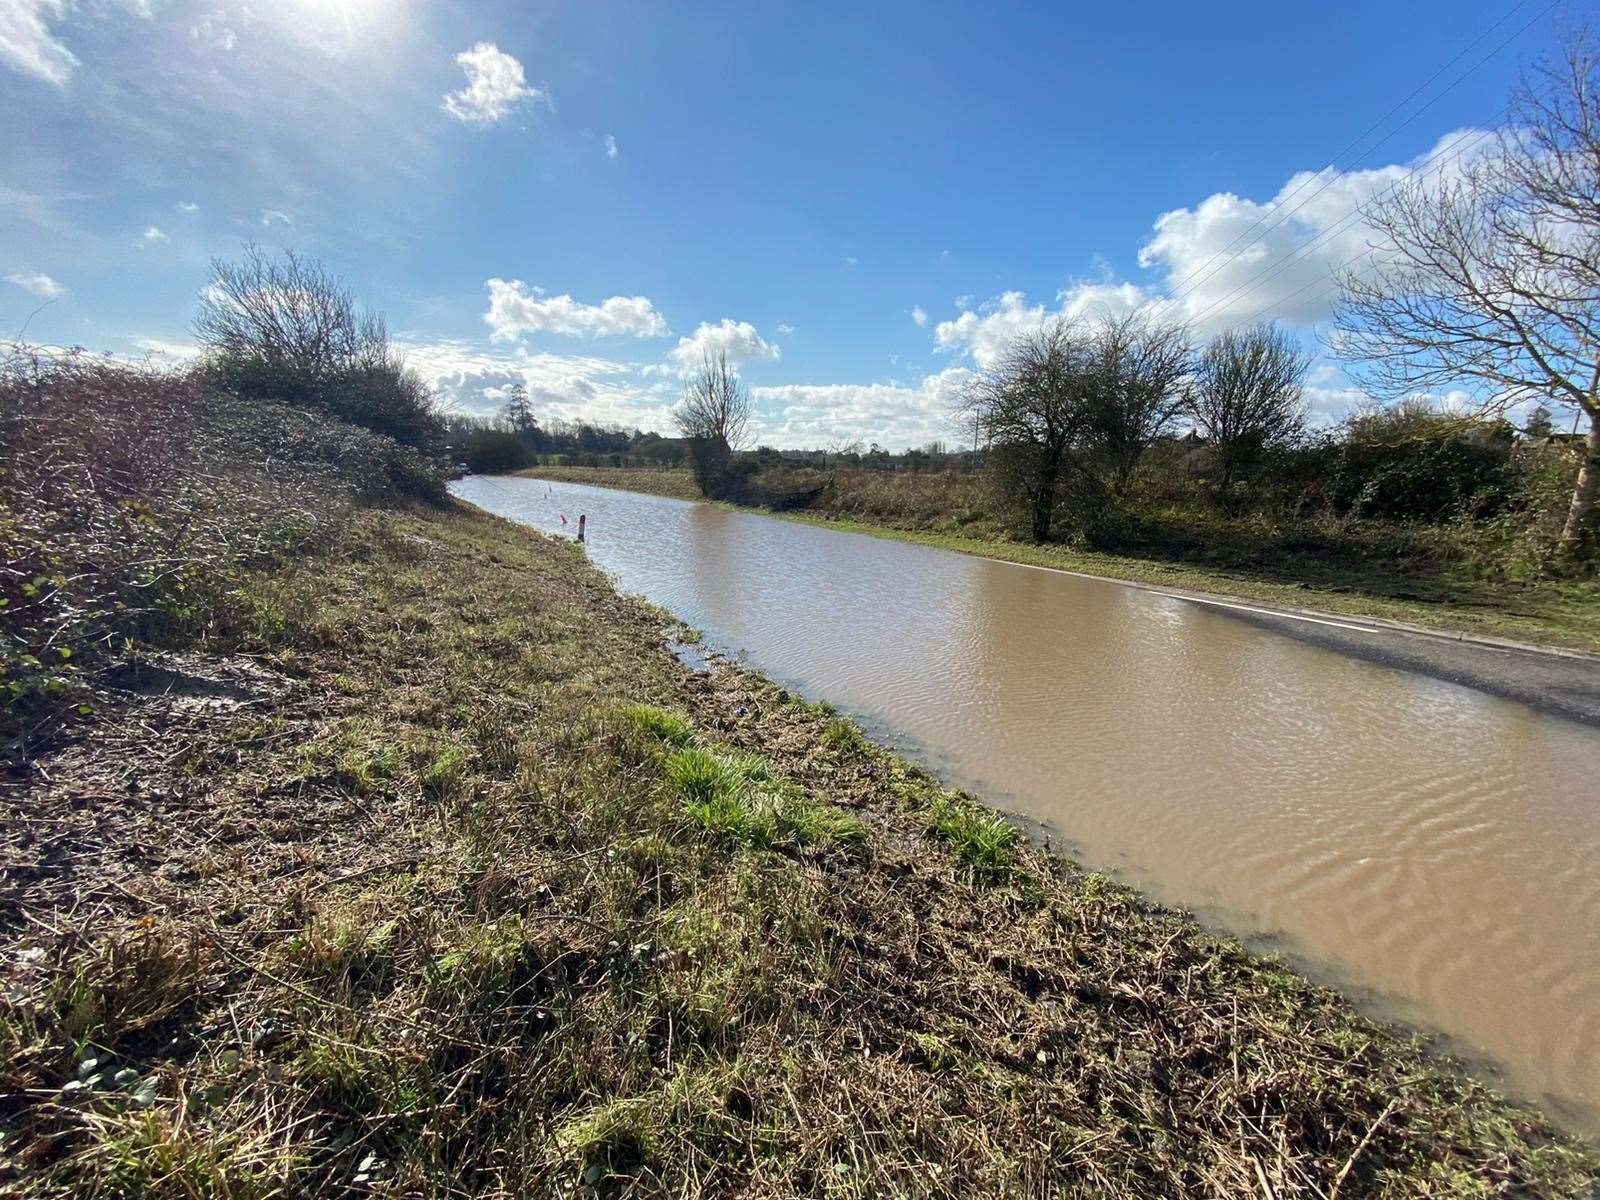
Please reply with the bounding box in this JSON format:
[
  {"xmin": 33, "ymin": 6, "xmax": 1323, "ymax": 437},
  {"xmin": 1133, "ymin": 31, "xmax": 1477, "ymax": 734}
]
[{"xmin": 5, "ymin": 486, "xmax": 1598, "ymax": 1192}]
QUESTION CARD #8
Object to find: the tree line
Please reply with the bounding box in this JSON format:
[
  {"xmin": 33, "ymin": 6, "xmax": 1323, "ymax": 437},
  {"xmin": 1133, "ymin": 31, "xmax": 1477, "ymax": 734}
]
[
  {"xmin": 940, "ymin": 26, "xmax": 1600, "ymax": 560},
  {"xmin": 959, "ymin": 316, "xmax": 1311, "ymax": 542},
  {"xmin": 445, "ymin": 395, "xmax": 687, "ymax": 474}
]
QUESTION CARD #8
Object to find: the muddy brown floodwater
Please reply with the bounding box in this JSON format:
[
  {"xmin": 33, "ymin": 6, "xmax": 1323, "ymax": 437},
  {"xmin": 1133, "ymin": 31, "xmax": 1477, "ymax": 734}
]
[{"xmin": 455, "ymin": 475, "xmax": 1600, "ymax": 1134}]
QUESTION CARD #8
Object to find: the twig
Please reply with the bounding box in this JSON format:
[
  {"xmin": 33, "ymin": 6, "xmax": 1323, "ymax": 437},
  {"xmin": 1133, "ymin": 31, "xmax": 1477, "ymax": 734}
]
[
  {"xmin": 1328, "ymin": 1098, "xmax": 1399, "ymax": 1200},
  {"xmin": 305, "ymin": 856, "xmax": 423, "ymax": 896}
]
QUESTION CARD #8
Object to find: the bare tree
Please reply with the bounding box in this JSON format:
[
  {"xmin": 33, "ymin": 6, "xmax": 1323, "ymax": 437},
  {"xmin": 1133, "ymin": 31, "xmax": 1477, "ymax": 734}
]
[
  {"xmin": 1188, "ymin": 323, "xmax": 1310, "ymax": 495},
  {"xmin": 195, "ymin": 245, "xmax": 384, "ymax": 385},
  {"xmin": 194, "ymin": 244, "xmax": 441, "ymax": 449},
  {"xmin": 674, "ymin": 351, "xmax": 751, "ymax": 497},
  {"xmin": 958, "ymin": 319, "xmax": 1100, "ymax": 541},
  {"xmin": 1331, "ymin": 27, "xmax": 1600, "ymax": 554},
  {"xmin": 1089, "ymin": 313, "xmax": 1194, "ymax": 491}
]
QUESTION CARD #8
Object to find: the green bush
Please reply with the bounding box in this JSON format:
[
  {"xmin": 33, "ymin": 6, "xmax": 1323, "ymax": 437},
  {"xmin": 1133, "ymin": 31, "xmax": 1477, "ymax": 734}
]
[
  {"xmin": 462, "ymin": 427, "xmax": 535, "ymax": 474},
  {"xmin": 1330, "ymin": 434, "xmax": 1515, "ymax": 522}
]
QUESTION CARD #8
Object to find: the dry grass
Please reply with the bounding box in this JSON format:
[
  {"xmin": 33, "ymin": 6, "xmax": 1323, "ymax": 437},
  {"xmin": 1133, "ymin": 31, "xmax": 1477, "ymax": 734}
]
[
  {"xmin": 0, "ymin": 346, "xmax": 443, "ymax": 763},
  {"xmin": 2, "ymin": 495, "xmax": 1594, "ymax": 1197}
]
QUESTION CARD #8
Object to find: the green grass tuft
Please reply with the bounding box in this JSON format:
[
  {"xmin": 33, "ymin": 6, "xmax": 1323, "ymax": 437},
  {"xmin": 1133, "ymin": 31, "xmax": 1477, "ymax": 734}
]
[
  {"xmin": 776, "ymin": 794, "xmax": 869, "ymax": 854},
  {"xmin": 662, "ymin": 745, "xmax": 864, "ymax": 855},
  {"xmin": 821, "ymin": 716, "xmax": 869, "ymax": 753},
  {"xmin": 622, "ymin": 703, "xmax": 697, "ymax": 748},
  {"xmin": 926, "ymin": 795, "xmax": 1018, "ymax": 882}
]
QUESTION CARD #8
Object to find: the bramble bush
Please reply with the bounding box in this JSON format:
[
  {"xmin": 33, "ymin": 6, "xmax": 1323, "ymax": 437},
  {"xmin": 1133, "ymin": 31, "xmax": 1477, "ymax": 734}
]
[{"xmin": 0, "ymin": 345, "xmax": 444, "ymax": 757}]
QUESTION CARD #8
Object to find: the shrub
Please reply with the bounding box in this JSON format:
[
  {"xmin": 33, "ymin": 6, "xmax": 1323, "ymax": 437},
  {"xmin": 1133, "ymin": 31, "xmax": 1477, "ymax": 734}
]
[
  {"xmin": 1330, "ymin": 426, "xmax": 1515, "ymax": 523},
  {"xmin": 1451, "ymin": 450, "xmax": 1582, "ymax": 581},
  {"xmin": 0, "ymin": 346, "xmax": 444, "ymax": 757},
  {"xmin": 461, "ymin": 427, "xmax": 534, "ymax": 474},
  {"xmin": 193, "ymin": 246, "xmax": 445, "ymax": 452}
]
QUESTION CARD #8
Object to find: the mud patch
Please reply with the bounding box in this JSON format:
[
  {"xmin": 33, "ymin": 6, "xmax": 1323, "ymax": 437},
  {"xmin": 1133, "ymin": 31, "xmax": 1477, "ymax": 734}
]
[{"xmin": 101, "ymin": 652, "xmax": 291, "ymax": 717}]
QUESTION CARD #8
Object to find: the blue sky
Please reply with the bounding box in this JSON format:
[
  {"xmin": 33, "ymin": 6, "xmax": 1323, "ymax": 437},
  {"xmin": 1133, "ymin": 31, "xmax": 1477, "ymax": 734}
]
[{"xmin": 1, "ymin": 0, "xmax": 1576, "ymax": 447}]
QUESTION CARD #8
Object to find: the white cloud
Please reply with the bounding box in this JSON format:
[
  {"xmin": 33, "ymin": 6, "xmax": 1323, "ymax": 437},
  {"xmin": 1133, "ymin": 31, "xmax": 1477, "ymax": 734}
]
[
  {"xmin": 1138, "ymin": 129, "xmax": 1491, "ymax": 332},
  {"xmin": 4, "ymin": 269, "xmax": 64, "ymax": 298},
  {"xmin": 398, "ymin": 337, "xmax": 676, "ymax": 427},
  {"xmin": 0, "ymin": 0, "xmax": 77, "ymax": 86},
  {"xmin": 910, "ymin": 306, "xmax": 928, "ymax": 327},
  {"xmin": 1303, "ymin": 366, "xmax": 1369, "ymax": 424},
  {"xmin": 141, "ymin": 224, "xmax": 168, "ymax": 242},
  {"xmin": 260, "ymin": 208, "xmax": 293, "ymax": 227},
  {"xmin": 751, "ymin": 367, "xmax": 974, "ymax": 449},
  {"xmin": 130, "ymin": 336, "xmax": 199, "ymax": 361},
  {"xmin": 776, "ymin": 323, "xmax": 795, "ymax": 335},
  {"xmin": 484, "ymin": 278, "xmax": 669, "ymax": 341},
  {"xmin": 928, "ymin": 130, "xmax": 1496, "ymax": 380},
  {"xmin": 189, "ymin": 11, "xmax": 235, "ymax": 51},
  {"xmin": 177, "ymin": 200, "xmax": 199, "ymax": 213},
  {"xmin": 913, "ymin": 132, "xmax": 1508, "ymax": 432},
  {"xmin": 401, "ymin": 336, "xmax": 966, "ymax": 448},
  {"xmin": 604, "ymin": 133, "xmax": 618, "ymax": 159},
  {"xmin": 442, "ymin": 42, "xmax": 543, "ymax": 126},
  {"xmin": 664, "ymin": 318, "xmax": 780, "ymax": 374},
  {"xmin": 402, "ymin": 331, "xmax": 966, "ymax": 449},
  {"xmin": 933, "ymin": 283, "xmax": 1149, "ymax": 369}
]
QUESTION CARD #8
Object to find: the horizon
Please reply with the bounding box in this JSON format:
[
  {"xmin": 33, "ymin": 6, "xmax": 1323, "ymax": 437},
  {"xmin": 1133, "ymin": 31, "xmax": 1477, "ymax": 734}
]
[{"xmin": 3, "ymin": 0, "xmax": 1589, "ymax": 450}]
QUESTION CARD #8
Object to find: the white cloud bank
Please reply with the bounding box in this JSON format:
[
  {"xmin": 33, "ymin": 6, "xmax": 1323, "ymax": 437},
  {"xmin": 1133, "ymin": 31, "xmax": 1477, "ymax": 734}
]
[
  {"xmin": 0, "ymin": 0, "xmax": 77, "ymax": 86},
  {"xmin": 1141, "ymin": 129, "xmax": 1490, "ymax": 330},
  {"xmin": 936, "ymin": 130, "xmax": 1495, "ymax": 373},
  {"xmin": 925, "ymin": 132, "xmax": 1500, "ymax": 423},
  {"xmin": 398, "ymin": 334, "xmax": 964, "ymax": 449},
  {"xmin": 5, "ymin": 268, "xmax": 64, "ymax": 298},
  {"xmin": 442, "ymin": 42, "xmax": 543, "ymax": 125},
  {"xmin": 934, "ymin": 283, "xmax": 1148, "ymax": 369},
  {"xmin": 130, "ymin": 336, "xmax": 200, "ymax": 361},
  {"xmin": 664, "ymin": 319, "xmax": 780, "ymax": 374},
  {"xmin": 484, "ymin": 279, "xmax": 669, "ymax": 341},
  {"xmin": 752, "ymin": 368, "xmax": 973, "ymax": 448},
  {"xmin": 399, "ymin": 338, "xmax": 678, "ymax": 429}
]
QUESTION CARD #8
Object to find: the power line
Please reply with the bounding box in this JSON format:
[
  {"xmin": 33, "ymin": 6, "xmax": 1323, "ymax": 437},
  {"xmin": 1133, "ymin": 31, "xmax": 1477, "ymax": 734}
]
[
  {"xmin": 1163, "ymin": 0, "xmax": 1541, "ymax": 307},
  {"xmin": 1179, "ymin": 123, "xmax": 1498, "ymax": 331},
  {"xmin": 1162, "ymin": 0, "xmax": 1557, "ymax": 329}
]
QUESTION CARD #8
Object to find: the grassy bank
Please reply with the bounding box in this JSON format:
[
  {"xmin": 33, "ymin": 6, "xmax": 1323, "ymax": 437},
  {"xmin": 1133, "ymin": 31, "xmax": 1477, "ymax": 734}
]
[
  {"xmin": 519, "ymin": 465, "xmax": 1600, "ymax": 652},
  {"xmin": 6, "ymin": 491, "xmax": 1598, "ymax": 1195}
]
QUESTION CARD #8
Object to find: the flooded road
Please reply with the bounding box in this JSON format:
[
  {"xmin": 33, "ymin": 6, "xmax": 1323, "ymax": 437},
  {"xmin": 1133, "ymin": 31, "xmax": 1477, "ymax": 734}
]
[{"xmin": 455, "ymin": 474, "xmax": 1600, "ymax": 1132}]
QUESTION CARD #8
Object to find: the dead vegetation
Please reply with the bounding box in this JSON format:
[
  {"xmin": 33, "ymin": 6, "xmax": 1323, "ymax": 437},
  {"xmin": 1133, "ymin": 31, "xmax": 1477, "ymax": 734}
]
[
  {"xmin": 0, "ymin": 345, "xmax": 443, "ymax": 764},
  {"xmin": 2, "ymin": 494, "xmax": 1595, "ymax": 1197}
]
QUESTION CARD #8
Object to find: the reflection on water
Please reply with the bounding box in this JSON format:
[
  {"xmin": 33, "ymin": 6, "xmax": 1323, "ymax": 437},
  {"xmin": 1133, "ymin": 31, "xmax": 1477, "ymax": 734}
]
[{"xmin": 455, "ymin": 474, "xmax": 1600, "ymax": 1132}]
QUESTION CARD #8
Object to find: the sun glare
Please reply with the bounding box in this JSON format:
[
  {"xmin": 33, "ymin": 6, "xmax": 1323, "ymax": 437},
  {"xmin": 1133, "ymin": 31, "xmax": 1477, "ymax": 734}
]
[{"xmin": 282, "ymin": 0, "xmax": 394, "ymax": 41}]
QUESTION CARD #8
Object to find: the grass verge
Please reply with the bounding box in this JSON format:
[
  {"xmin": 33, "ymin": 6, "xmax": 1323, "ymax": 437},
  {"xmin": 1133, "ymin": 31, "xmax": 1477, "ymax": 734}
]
[{"xmin": 2, "ymin": 500, "xmax": 1595, "ymax": 1197}]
